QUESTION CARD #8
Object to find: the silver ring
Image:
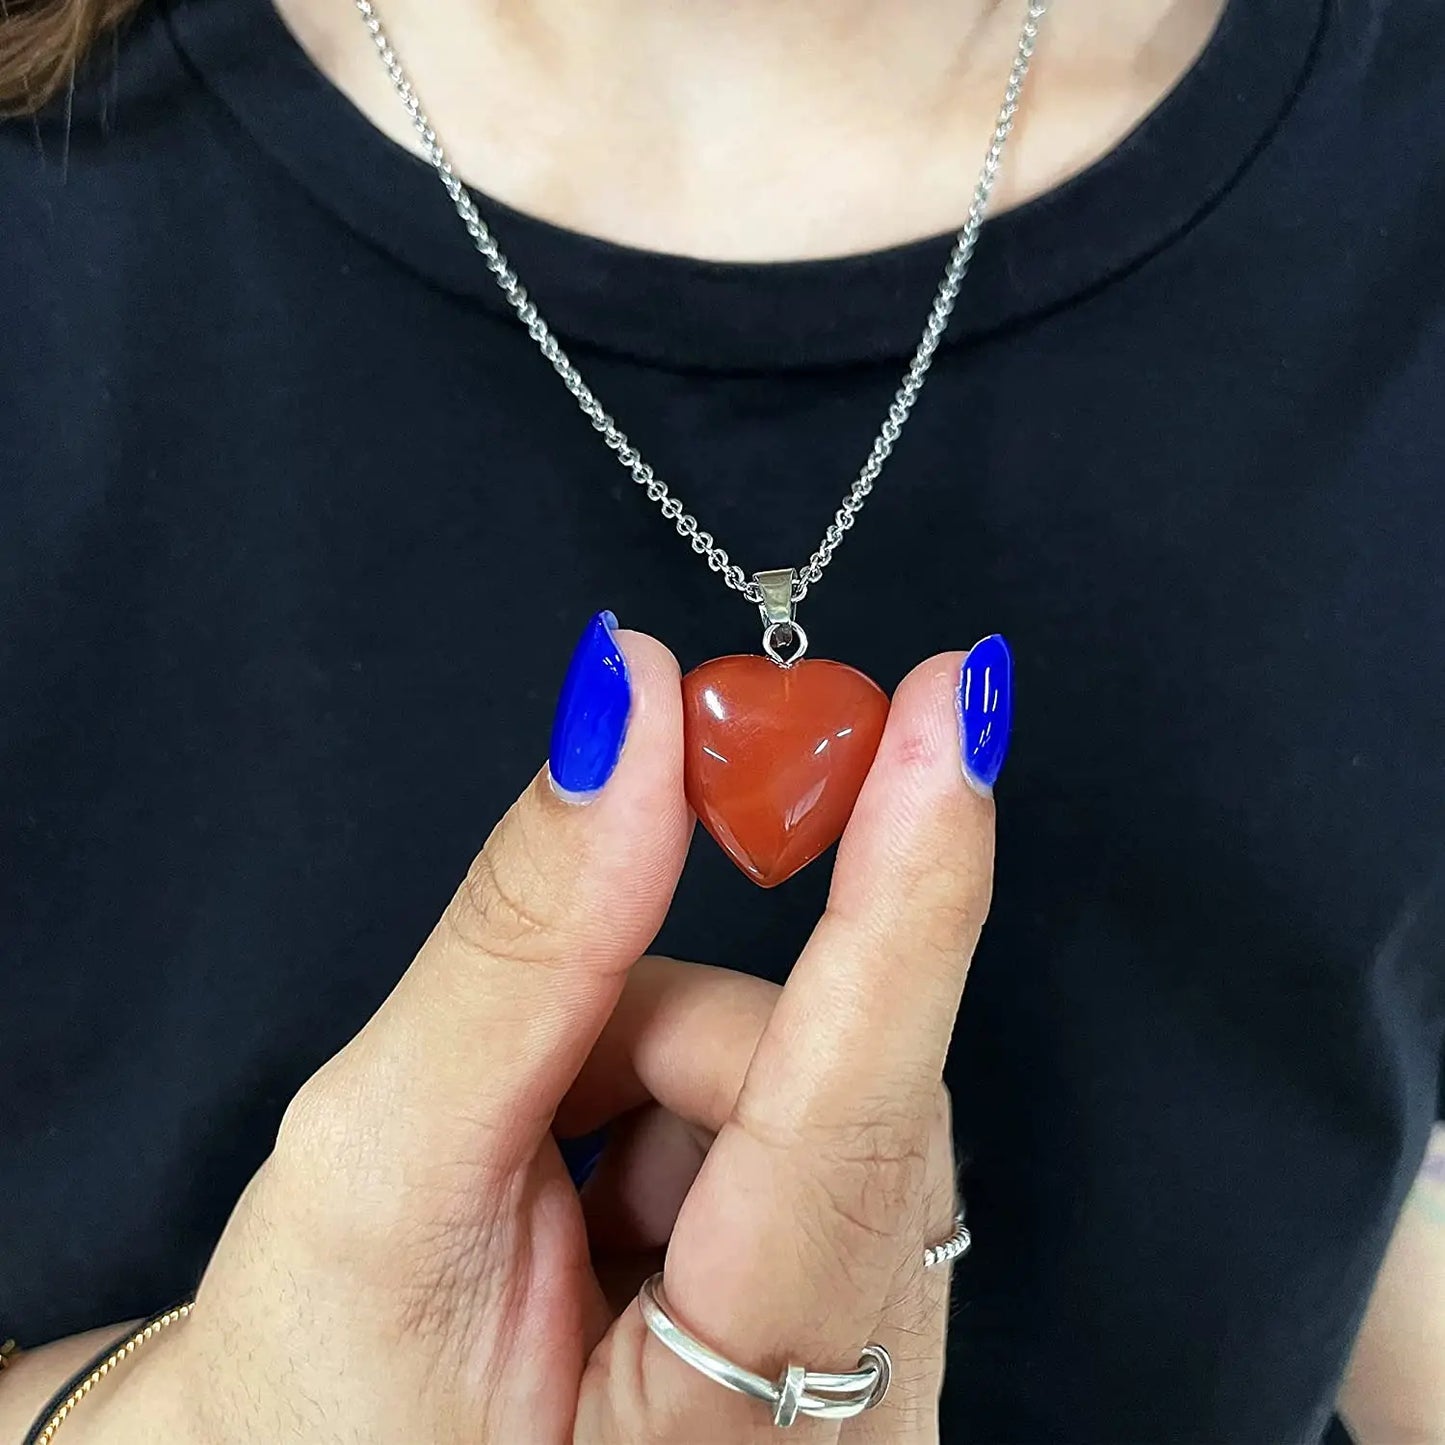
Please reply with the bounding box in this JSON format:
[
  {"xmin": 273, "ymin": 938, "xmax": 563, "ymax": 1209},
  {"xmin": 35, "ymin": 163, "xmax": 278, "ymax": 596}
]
[
  {"xmin": 638, "ymin": 1274, "xmax": 891, "ymax": 1428},
  {"xmin": 761, "ymin": 619, "xmax": 809, "ymax": 667},
  {"xmin": 923, "ymin": 1210, "xmax": 972, "ymax": 1270}
]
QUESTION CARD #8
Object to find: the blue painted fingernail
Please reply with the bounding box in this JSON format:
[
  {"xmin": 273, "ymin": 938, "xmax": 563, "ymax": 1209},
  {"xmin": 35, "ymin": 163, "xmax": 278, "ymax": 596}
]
[
  {"xmin": 959, "ymin": 635, "xmax": 1013, "ymax": 794},
  {"xmin": 560, "ymin": 1129, "xmax": 607, "ymax": 1190},
  {"xmin": 548, "ymin": 611, "xmax": 630, "ymax": 800}
]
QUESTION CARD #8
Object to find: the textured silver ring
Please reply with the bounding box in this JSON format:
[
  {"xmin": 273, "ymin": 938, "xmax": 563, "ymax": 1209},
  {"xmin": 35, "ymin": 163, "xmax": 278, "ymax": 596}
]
[
  {"xmin": 923, "ymin": 1209, "xmax": 972, "ymax": 1270},
  {"xmin": 638, "ymin": 1274, "xmax": 891, "ymax": 1427}
]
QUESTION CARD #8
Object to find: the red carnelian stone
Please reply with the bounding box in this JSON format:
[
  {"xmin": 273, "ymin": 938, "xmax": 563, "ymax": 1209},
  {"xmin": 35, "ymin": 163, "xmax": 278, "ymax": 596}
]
[{"xmin": 681, "ymin": 655, "xmax": 890, "ymax": 888}]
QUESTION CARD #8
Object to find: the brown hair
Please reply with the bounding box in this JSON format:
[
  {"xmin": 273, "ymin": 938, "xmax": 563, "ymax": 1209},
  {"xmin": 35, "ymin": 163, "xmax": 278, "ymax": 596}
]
[{"xmin": 0, "ymin": 0, "xmax": 144, "ymax": 115}]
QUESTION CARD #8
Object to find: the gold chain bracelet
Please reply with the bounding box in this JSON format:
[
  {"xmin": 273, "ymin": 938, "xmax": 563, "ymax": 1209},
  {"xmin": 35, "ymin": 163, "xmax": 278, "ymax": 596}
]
[{"xmin": 27, "ymin": 1303, "xmax": 193, "ymax": 1445}]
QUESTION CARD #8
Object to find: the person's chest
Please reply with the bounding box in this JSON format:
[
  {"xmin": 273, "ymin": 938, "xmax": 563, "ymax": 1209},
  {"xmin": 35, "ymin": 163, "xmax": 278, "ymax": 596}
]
[{"xmin": 5, "ymin": 31, "xmax": 1445, "ymax": 1434}]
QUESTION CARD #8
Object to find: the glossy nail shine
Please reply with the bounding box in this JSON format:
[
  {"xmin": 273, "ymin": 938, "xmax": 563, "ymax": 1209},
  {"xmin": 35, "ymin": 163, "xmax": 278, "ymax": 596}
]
[
  {"xmin": 549, "ymin": 611, "xmax": 631, "ymax": 799},
  {"xmin": 959, "ymin": 634, "xmax": 1013, "ymax": 792}
]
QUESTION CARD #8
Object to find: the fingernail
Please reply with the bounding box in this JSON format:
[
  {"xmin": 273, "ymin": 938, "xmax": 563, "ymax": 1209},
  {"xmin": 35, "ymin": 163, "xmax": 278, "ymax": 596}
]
[
  {"xmin": 548, "ymin": 611, "xmax": 631, "ymax": 801},
  {"xmin": 560, "ymin": 1130, "xmax": 607, "ymax": 1190},
  {"xmin": 958, "ymin": 634, "xmax": 1013, "ymax": 794}
]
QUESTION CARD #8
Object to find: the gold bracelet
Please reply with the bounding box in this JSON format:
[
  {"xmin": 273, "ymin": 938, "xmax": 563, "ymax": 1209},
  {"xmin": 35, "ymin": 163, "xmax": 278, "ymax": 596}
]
[{"xmin": 27, "ymin": 1303, "xmax": 193, "ymax": 1444}]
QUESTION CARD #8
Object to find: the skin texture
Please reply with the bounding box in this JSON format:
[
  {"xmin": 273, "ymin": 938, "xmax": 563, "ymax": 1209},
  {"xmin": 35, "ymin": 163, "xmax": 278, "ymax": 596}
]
[
  {"xmin": 1, "ymin": 635, "xmax": 988, "ymax": 1442},
  {"xmin": 1338, "ymin": 1126, "xmax": 1445, "ymax": 1445},
  {"xmin": 278, "ymin": 0, "xmax": 1228, "ymax": 261},
  {"xmin": 6, "ymin": 1, "xmax": 1439, "ymax": 1436}
]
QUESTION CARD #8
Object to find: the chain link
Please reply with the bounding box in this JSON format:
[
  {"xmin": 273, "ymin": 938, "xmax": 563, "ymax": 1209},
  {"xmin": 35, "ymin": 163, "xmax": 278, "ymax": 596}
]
[{"xmin": 355, "ymin": 0, "xmax": 1048, "ymax": 609}]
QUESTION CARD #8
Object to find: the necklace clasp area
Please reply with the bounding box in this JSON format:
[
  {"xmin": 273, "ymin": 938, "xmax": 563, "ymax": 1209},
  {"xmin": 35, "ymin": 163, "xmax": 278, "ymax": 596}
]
[{"xmin": 755, "ymin": 569, "xmax": 808, "ymax": 668}]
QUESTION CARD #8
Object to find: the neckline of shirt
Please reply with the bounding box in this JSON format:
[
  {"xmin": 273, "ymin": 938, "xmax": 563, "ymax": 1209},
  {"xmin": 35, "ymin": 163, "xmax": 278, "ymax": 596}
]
[{"xmin": 164, "ymin": 0, "xmax": 1326, "ymax": 373}]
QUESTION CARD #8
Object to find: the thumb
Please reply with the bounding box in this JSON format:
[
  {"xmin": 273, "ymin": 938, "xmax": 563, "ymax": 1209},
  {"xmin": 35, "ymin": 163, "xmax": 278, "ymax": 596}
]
[{"xmin": 328, "ymin": 611, "xmax": 690, "ymax": 1174}]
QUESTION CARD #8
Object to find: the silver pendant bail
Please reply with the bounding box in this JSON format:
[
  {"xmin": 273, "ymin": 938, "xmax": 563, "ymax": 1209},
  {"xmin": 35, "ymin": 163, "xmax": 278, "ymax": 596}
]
[
  {"xmin": 754, "ymin": 569, "xmax": 808, "ymax": 667},
  {"xmin": 754, "ymin": 569, "xmax": 797, "ymax": 628}
]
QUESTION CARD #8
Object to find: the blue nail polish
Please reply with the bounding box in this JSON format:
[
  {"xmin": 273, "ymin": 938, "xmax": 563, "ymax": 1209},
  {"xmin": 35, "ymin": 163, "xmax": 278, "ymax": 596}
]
[
  {"xmin": 959, "ymin": 635, "xmax": 1013, "ymax": 792},
  {"xmin": 549, "ymin": 611, "xmax": 631, "ymax": 799},
  {"xmin": 559, "ymin": 1130, "xmax": 607, "ymax": 1190}
]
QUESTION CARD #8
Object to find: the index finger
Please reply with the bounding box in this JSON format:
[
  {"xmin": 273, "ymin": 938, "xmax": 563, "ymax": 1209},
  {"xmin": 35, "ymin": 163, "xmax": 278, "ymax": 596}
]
[
  {"xmin": 742, "ymin": 639, "xmax": 1002, "ymax": 1132},
  {"xmin": 643, "ymin": 642, "xmax": 1006, "ymax": 1424}
]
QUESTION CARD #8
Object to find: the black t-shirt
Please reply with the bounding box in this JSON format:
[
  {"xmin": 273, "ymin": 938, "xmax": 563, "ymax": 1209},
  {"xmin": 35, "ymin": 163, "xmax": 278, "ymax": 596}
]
[{"xmin": 4, "ymin": 1, "xmax": 1444, "ymax": 1440}]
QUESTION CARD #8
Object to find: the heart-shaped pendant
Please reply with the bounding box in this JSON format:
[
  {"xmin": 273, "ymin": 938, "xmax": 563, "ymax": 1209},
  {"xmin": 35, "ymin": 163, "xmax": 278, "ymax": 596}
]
[{"xmin": 682, "ymin": 654, "xmax": 889, "ymax": 887}]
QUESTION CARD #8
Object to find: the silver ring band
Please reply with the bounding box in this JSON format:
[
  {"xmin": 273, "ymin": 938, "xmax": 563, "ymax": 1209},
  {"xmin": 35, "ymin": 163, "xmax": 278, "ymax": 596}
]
[
  {"xmin": 638, "ymin": 1210, "xmax": 967, "ymax": 1428},
  {"xmin": 923, "ymin": 1210, "xmax": 972, "ymax": 1269},
  {"xmin": 639, "ymin": 1274, "xmax": 891, "ymax": 1427}
]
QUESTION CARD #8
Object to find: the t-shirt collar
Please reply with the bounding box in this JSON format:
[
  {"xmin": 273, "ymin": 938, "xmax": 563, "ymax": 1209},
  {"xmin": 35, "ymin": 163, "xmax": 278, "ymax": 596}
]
[{"xmin": 164, "ymin": 0, "xmax": 1325, "ymax": 372}]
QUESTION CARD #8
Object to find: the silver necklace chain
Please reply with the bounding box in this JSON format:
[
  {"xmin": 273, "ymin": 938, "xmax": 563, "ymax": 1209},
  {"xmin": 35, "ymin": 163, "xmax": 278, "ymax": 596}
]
[{"xmin": 355, "ymin": 0, "xmax": 1048, "ymax": 612}]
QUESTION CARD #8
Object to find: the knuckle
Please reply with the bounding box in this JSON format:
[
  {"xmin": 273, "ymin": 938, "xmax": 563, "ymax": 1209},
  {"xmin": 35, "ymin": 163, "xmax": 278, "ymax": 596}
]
[
  {"xmin": 272, "ymin": 1059, "xmax": 367, "ymax": 1187},
  {"xmin": 265, "ymin": 1059, "xmax": 388, "ymax": 1236},
  {"xmin": 445, "ymin": 819, "xmax": 572, "ymax": 969},
  {"xmin": 911, "ymin": 852, "xmax": 992, "ymax": 955},
  {"xmin": 739, "ymin": 1098, "xmax": 932, "ymax": 1259},
  {"xmin": 269, "ymin": 1061, "xmax": 510, "ymax": 1302},
  {"xmin": 812, "ymin": 1114, "xmax": 932, "ymax": 1247}
]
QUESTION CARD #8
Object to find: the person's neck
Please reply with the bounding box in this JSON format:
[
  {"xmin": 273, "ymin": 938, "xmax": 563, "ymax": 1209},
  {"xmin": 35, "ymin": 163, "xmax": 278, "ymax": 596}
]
[{"xmin": 280, "ymin": 0, "xmax": 1228, "ymax": 261}]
